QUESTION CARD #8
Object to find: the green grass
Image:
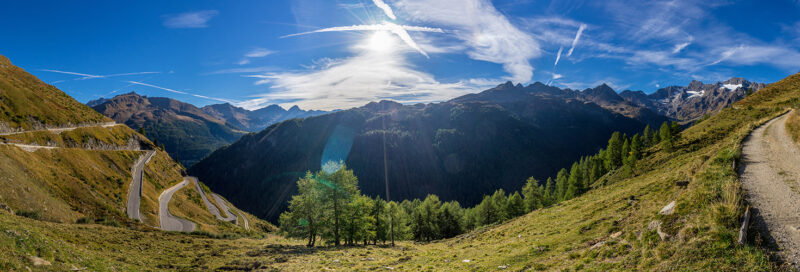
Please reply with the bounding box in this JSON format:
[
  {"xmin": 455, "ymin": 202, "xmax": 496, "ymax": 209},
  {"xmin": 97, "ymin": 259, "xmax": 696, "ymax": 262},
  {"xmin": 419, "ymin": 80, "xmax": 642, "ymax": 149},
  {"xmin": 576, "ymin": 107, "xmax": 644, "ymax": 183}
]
[
  {"xmin": 0, "ymin": 55, "xmax": 109, "ymax": 131},
  {"xmin": 786, "ymin": 110, "xmax": 800, "ymax": 145}
]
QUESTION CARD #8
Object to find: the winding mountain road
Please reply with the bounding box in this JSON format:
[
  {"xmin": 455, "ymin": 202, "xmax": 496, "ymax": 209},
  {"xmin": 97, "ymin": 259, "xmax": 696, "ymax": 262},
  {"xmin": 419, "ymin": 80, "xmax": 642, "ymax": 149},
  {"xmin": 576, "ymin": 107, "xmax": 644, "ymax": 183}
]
[
  {"xmin": 740, "ymin": 110, "xmax": 800, "ymax": 268},
  {"xmin": 211, "ymin": 193, "xmax": 239, "ymax": 224},
  {"xmin": 0, "ymin": 122, "xmax": 119, "ymax": 136},
  {"xmin": 189, "ymin": 176, "xmax": 238, "ymax": 223},
  {"xmin": 158, "ymin": 177, "xmax": 196, "ymax": 232},
  {"xmin": 126, "ymin": 150, "xmax": 155, "ymax": 222}
]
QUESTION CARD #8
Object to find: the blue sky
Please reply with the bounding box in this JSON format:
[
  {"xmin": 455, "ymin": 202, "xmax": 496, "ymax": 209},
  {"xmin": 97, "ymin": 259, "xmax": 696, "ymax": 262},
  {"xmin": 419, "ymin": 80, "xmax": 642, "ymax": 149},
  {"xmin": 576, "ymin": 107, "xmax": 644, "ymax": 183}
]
[{"xmin": 1, "ymin": 0, "xmax": 799, "ymax": 111}]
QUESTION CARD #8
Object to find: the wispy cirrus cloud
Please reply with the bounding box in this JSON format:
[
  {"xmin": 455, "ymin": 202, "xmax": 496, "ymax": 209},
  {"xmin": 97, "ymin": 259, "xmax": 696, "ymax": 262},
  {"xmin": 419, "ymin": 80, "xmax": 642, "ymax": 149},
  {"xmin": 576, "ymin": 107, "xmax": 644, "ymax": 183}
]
[
  {"xmin": 238, "ymin": 48, "xmax": 276, "ymax": 65},
  {"xmin": 162, "ymin": 10, "xmax": 218, "ymax": 29},
  {"xmin": 391, "ymin": 0, "xmax": 540, "ymax": 83}
]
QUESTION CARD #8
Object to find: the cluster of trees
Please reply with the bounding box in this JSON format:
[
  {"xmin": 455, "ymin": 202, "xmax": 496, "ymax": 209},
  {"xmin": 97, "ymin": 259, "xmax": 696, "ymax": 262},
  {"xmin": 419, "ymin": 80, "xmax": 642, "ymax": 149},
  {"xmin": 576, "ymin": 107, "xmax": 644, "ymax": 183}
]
[{"xmin": 280, "ymin": 123, "xmax": 681, "ymax": 246}]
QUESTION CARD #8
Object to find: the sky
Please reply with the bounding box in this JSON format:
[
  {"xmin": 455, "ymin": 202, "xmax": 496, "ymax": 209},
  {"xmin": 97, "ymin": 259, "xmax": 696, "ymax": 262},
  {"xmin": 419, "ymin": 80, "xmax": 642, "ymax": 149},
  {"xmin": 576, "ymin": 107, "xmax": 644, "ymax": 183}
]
[{"xmin": 1, "ymin": 0, "xmax": 799, "ymax": 111}]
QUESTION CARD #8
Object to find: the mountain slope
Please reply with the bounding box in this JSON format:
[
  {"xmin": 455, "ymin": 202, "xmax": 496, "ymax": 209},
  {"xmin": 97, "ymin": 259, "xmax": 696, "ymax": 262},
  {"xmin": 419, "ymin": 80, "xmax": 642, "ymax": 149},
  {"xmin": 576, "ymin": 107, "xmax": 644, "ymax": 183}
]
[
  {"xmin": 0, "ymin": 55, "xmax": 268, "ymax": 235},
  {"xmin": 90, "ymin": 93, "xmax": 245, "ymax": 166},
  {"xmin": 0, "ymin": 55, "xmax": 109, "ymax": 133},
  {"xmin": 191, "ymin": 82, "xmax": 660, "ymax": 222},
  {"xmin": 2, "ymin": 72, "xmax": 795, "ymax": 271},
  {"xmin": 620, "ymin": 77, "xmax": 768, "ymax": 122}
]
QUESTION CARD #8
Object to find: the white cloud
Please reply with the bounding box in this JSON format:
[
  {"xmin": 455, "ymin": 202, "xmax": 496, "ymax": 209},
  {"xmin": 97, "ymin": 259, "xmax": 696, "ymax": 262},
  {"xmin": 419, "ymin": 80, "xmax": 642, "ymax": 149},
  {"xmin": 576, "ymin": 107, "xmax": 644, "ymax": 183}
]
[
  {"xmin": 391, "ymin": 0, "xmax": 540, "ymax": 83},
  {"xmin": 238, "ymin": 48, "xmax": 275, "ymax": 65},
  {"xmin": 552, "ymin": 73, "xmax": 563, "ymax": 80},
  {"xmin": 672, "ymin": 41, "xmax": 691, "ymax": 54},
  {"xmin": 373, "ymin": 0, "xmax": 397, "ymax": 20},
  {"xmin": 283, "ymin": 23, "xmax": 444, "ymax": 58},
  {"xmin": 709, "ymin": 45, "xmax": 800, "ymax": 69},
  {"xmin": 554, "ymin": 46, "xmax": 563, "ymax": 66},
  {"xmin": 238, "ymin": 35, "xmax": 486, "ymax": 111},
  {"xmin": 566, "ymin": 24, "xmax": 586, "ymax": 57},
  {"xmin": 162, "ymin": 10, "xmax": 218, "ymax": 29}
]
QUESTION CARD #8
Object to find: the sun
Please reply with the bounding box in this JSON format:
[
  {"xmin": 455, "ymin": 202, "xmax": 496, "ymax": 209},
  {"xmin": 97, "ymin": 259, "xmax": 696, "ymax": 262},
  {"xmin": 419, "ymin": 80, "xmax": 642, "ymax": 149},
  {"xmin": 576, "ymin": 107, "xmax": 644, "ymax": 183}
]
[{"xmin": 366, "ymin": 31, "xmax": 394, "ymax": 52}]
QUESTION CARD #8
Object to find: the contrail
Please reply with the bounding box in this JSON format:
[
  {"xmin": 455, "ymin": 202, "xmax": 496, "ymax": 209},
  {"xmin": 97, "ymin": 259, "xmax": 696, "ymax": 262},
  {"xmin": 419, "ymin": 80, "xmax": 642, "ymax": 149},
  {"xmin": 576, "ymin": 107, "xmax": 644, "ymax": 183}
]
[
  {"xmin": 41, "ymin": 69, "xmax": 160, "ymax": 81},
  {"xmin": 554, "ymin": 46, "xmax": 563, "ymax": 66},
  {"xmin": 127, "ymin": 81, "xmax": 237, "ymax": 104},
  {"xmin": 567, "ymin": 24, "xmax": 586, "ymax": 57},
  {"xmin": 282, "ymin": 23, "xmax": 444, "ymax": 58},
  {"xmin": 372, "ymin": 0, "xmax": 397, "ymax": 20}
]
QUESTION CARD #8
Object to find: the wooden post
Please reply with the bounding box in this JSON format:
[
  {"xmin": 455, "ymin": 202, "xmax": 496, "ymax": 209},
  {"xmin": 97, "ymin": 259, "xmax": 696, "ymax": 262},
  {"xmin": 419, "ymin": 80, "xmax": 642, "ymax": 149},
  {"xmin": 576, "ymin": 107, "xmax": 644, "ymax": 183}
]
[{"xmin": 738, "ymin": 206, "xmax": 751, "ymax": 245}]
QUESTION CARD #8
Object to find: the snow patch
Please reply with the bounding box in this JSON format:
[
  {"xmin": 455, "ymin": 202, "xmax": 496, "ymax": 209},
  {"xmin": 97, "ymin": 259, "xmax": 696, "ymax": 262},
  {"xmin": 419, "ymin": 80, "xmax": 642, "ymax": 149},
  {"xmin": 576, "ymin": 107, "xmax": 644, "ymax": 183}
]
[
  {"xmin": 687, "ymin": 90, "xmax": 704, "ymax": 98},
  {"xmin": 721, "ymin": 84, "xmax": 743, "ymax": 90}
]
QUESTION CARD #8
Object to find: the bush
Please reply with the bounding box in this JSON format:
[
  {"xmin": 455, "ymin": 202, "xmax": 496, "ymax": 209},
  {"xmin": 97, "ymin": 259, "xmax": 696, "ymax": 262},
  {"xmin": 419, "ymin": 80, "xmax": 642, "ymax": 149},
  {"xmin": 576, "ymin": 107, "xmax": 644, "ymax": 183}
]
[{"xmin": 16, "ymin": 210, "xmax": 41, "ymax": 220}]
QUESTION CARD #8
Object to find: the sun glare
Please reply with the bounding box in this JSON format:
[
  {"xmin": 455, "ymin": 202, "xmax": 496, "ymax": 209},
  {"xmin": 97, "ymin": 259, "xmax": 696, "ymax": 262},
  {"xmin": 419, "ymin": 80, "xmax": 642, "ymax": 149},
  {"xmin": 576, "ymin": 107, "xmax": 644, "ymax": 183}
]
[{"xmin": 366, "ymin": 31, "xmax": 394, "ymax": 52}]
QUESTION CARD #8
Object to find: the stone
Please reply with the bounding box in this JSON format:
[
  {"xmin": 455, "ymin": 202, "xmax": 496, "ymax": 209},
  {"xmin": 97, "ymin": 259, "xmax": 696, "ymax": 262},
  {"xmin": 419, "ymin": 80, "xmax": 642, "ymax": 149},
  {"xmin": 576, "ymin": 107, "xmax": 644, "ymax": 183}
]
[
  {"xmin": 610, "ymin": 231, "xmax": 623, "ymax": 239},
  {"xmin": 462, "ymin": 259, "xmax": 471, "ymax": 263},
  {"xmin": 28, "ymin": 256, "xmax": 51, "ymax": 266},
  {"xmin": 659, "ymin": 201, "xmax": 676, "ymax": 215}
]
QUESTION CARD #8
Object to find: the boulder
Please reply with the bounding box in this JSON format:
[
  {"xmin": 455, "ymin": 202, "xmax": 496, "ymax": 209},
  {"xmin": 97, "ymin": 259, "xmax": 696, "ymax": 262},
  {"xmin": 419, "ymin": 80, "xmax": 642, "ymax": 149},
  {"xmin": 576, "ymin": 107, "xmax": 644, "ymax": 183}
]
[{"xmin": 659, "ymin": 201, "xmax": 676, "ymax": 215}]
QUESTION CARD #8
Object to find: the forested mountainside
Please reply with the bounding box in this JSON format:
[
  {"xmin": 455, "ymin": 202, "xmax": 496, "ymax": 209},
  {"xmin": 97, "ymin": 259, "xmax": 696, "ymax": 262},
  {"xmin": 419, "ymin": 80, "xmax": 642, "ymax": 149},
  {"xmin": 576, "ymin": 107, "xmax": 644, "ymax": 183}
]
[
  {"xmin": 89, "ymin": 93, "xmax": 329, "ymax": 166},
  {"xmin": 191, "ymin": 81, "xmax": 660, "ymax": 222}
]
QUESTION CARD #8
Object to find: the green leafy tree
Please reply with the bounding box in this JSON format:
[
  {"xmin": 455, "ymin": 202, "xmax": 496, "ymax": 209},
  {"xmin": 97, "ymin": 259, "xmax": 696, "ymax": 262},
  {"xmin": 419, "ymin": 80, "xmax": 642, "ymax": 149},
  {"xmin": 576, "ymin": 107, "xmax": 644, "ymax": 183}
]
[
  {"xmin": 413, "ymin": 195, "xmax": 442, "ymax": 241},
  {"xmin": 279, "ymin": 172, "xmax": 323, "ymax": 247},
  {"xmin": 438, "ymin": 201, "xmax": 464, "ymax": 238},
  {"xmin": 318, "ymin": 162, "xmax": 360, "ymax": 246},
  {"xmin": 343, "ymin": 194, "xmax": 374, "ymax": 245},
  {"xmin": 372, "ymin": 197, "xmax": 388, "ymax": 244},
  {"xmin": 386, "ymin": 201, "xmax": 409, "ymax": 245}
]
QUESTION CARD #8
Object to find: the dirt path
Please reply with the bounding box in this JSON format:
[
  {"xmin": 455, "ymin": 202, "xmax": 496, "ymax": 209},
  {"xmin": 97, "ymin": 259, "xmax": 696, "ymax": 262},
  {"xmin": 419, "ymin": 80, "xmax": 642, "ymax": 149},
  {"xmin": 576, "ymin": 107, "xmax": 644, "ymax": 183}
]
[
  {"xmin": 740, "ymin": 110, "xmax": 800, "ymax": 268},
  {"xmin": 0, "ymin": 122, "xmax": 119, "ymax": 136}
]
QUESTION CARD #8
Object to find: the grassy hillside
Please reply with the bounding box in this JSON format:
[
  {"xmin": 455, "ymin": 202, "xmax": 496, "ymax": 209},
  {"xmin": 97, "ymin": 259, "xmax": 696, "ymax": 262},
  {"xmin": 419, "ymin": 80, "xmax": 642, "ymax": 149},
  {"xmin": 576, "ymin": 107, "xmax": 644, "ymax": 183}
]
[
  {"xmin": 0, "ymin": 55, "xmax": 270, "ymax": 235},
  {"xmin": 786, "ymin": 110, "xmax": 800, "ymax": 144},
  {"xmin": 0, "ymin": 70, "xmax": 796, "ymax": 270},
  {"xmin": 0, "ymin": 55, "xmax": 109, "ymax": 131}
]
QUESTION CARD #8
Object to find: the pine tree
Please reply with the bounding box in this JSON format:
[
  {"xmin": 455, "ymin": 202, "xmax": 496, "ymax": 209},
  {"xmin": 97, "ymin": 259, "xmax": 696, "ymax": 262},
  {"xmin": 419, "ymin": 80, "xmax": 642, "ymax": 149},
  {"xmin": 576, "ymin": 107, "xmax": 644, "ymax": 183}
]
[
  {"xmin": 415, "ymin": 195, "xmax": 442, "ymax": 241},
  {"xmin": 318, "ymin": 162, "xmax": 360, "ymax": 246},
  {"xmin": 506, "ymin": 191, "xmax": 526, "ymax": 217},
  {"xmin": 438, "ymin": 201, "xmax": 464, "ymax": 239},
  {"xmin": 564, "ymin": 162, "xmax": 584, "ymax": 199},
  {"xmin": 555, "ymin": 168, "xmax": 569, "ymax": 201},
  {"xmin": 670, "ymin": 122, "xmax": 681, "ymax": 140},
  {"xmin": 372, "ymin": 197, "xmax": 387, "ymax": 244},
  {"xmin": 279, "ymin": 172, "xmax": 323, "ymax": 247},
  {"xmin": 543, "ymin": 177, "xmax": 555, "ymax": 206},
  {"xmin": 622, "ymin": 138, "xmax": 630, "ymax": 162},
  {"xmin": 631, "ymin": 134, "xmax": 642, "ymax": 160},
  {"xmin": 642, "ymin": 125, "xmax": 652, "ymax": 147},
  {"xmin": 522, "ymin": 177, "xmax": 542, "ymax": 211},
  {"xmin": 605, "ymin": 132, "xmax": 623, "ymax": 169},
  {"xmin": 386, "ymin": 201, "xmax": 408, "ymax": 245},
  {"xmin": 660, "ymin": 122, "xmax": 673, "ymax": 152}
]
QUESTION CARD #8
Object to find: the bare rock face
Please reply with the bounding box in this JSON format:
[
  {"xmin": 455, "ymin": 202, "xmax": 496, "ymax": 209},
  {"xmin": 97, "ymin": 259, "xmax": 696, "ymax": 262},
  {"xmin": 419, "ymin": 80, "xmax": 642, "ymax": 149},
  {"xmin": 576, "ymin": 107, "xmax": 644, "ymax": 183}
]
[{"xmin": 619, "ymin": 77, "xmax": 768, "ymax": 122}]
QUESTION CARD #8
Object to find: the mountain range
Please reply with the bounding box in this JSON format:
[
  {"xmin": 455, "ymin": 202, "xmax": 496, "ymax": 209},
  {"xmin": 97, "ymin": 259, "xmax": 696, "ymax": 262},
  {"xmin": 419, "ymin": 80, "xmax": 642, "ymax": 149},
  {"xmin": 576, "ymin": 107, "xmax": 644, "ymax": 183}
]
[
  {"xmin": 619, "ymin": 77, "xmax": 767, "ymax": 121},
  {"xmin": 189, "ymin": 81, "xmax": 673, "ymax": 222},
  {"xmin": 89, "ymin": 93, "xmax": 327, "ymax": 166}
]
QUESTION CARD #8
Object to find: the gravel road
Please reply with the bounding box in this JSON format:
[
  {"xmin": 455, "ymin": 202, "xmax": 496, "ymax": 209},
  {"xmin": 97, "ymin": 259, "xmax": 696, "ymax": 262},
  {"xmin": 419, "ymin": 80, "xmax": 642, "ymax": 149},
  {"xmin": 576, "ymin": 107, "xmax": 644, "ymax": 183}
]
[{"xmin": 740, "ymin": 110, "xmax": 800, "ymax": 268}]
